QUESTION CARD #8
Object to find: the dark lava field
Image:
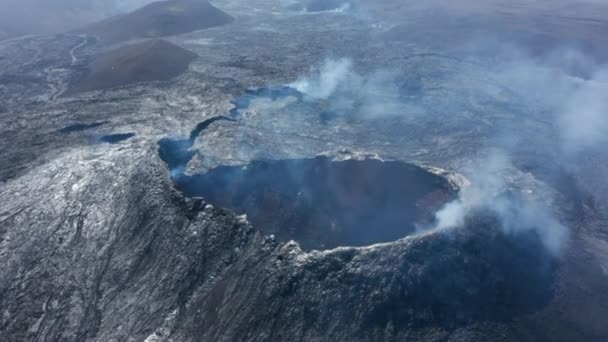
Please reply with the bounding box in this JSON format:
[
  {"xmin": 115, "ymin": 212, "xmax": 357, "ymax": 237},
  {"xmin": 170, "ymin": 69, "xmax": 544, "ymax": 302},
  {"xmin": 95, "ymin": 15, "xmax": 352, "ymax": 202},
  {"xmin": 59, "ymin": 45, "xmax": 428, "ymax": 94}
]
[{"xmin": 1, "ymin": 0, "xmax": 608, "ymax": 341}]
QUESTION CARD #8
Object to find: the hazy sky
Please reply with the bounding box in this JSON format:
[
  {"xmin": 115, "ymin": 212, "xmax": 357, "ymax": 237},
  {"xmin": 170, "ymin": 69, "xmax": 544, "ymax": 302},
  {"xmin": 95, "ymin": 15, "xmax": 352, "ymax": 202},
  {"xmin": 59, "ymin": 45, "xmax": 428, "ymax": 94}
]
[{"xmin": 0, "ymin": 0, "xmax": 158, "ymax": 38}]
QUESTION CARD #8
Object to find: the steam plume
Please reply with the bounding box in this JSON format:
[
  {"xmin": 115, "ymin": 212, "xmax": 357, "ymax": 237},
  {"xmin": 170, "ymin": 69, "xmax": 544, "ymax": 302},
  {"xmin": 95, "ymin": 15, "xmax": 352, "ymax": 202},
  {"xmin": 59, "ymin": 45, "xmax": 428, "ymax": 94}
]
[
  {"xmin": 290, "ymin": 58, "xmax": 412, "ymax": 117},
  {"xmin": 433, "ymin": 152, "xmax": 569, "ymax": 256}
]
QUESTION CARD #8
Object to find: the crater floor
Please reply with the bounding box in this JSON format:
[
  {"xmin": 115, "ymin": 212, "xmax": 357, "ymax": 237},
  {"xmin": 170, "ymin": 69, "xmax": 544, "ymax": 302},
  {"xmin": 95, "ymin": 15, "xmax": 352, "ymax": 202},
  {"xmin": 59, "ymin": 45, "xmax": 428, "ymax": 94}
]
[{"xmin": 177, "ymin": 156, "xmax": 457, "ymax": 250}]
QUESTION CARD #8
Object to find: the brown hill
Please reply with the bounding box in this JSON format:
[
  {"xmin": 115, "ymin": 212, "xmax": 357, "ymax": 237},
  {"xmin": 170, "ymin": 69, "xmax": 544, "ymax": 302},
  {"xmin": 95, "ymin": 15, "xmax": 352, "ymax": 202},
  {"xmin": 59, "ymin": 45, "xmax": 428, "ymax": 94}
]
[
  {"xmin": 68, "ymin": 39, "xmax": 197, "ymax": 94},
  {"xmin": 82, "ymin": 0, "xmax": 233, "ymax": 45}
]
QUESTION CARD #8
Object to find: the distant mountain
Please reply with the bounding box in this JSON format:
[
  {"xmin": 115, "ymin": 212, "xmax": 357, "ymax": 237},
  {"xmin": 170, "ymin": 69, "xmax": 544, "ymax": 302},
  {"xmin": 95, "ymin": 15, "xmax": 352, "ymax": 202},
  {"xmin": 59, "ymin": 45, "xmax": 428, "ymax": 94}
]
[
  {"xmin": 67, "ymin": 39, "xmax": 197, "ymax": 94},
  {"xmin": 0, "ymin": 0, "xmax": 157, "ymax": 40},
  {"xmin": 81, "ymin": 0, "xmax": 234, "ymax": 45}
]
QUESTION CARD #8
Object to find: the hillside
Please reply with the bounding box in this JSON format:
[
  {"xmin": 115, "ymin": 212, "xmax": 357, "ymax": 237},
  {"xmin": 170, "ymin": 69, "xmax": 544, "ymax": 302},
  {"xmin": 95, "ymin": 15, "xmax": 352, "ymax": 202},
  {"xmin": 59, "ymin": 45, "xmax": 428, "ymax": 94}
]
[
  {"xmin": 68, "ymin": 39, "xmax": 197, "ymax": 94},
  {"xmin": 82, "ymin": 0, "xmax": 234, "ymax": 44}
]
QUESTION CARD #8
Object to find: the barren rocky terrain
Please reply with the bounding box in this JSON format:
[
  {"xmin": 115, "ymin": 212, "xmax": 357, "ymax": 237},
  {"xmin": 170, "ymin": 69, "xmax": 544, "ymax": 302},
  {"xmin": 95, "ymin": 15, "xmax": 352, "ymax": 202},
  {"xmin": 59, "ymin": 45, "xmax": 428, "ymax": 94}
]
[{"xmin": 1, "ymin": 1, "xmax": 608, "ymax": 341}]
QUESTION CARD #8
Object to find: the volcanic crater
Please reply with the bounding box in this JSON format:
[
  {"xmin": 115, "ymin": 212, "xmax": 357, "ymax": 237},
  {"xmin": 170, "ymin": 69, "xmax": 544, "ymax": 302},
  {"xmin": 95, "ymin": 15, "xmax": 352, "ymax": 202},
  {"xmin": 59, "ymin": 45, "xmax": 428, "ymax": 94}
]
[{"xmin": 177, "ymin": 156, "xmax": 458, "ymax": 250}]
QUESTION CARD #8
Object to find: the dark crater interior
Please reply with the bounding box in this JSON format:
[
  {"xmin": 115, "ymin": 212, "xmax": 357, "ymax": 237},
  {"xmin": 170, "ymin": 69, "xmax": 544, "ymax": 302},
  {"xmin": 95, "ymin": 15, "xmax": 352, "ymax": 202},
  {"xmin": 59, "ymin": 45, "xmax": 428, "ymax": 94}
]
[{"xmin": 177, "ymin": 156, "xmax": 457, "ymax": 250}]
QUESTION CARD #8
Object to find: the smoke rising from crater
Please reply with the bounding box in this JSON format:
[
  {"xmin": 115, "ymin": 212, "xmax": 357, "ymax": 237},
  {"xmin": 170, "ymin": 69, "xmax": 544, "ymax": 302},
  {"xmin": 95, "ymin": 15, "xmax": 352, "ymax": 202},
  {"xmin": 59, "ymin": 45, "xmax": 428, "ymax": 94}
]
[
  {"xmin": 433, "ymin": 152, "xmax": 569, "ymax": 256},
  {"xmin": 290, "ymin": 58, "xmax": 353, "ymax": 99},
  {"xmin": 284, "ymin": 47, "xmax": 606, "ymax": 256},
  {"xmin": 429, "ymin": 43, "xmax": 608, "ymax": 255},
  {"xmin": 289, "ymin": 58, "xmax": 415, "ymax": 118},
  {"xmin": 229, "ymin": 43, "xmax": 604, "ymax": 257}
]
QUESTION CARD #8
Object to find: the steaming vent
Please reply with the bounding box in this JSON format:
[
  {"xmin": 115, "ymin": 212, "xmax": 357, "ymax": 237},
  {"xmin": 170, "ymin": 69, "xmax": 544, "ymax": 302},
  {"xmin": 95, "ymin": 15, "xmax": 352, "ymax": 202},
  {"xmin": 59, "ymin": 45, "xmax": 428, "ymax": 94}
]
[{"xmin": 178, "ymin": 156, "xmax": 457, "ymax": 250}]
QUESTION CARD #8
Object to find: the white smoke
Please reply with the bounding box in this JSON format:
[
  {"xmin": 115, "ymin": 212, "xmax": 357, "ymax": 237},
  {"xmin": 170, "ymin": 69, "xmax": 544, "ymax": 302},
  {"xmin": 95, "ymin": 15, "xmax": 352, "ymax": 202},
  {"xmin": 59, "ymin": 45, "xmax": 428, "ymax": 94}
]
[
  {"xmin": 290, "ymin": 58, "xmax": 413, "ymax": 117},
  {"xmin": 433, "ymin": 152, "xmax": 569, "ymax": 256},
  {"xmin": 490, "ymin": 47, "xmax": 608, "ymax": 156},
  {"xmin": 290, "ymin": 58, "xmax": 353, "ymax": 99},
  {"xmin": 557, "ymin": 71, "xmax": 608, "ymax": 153}
]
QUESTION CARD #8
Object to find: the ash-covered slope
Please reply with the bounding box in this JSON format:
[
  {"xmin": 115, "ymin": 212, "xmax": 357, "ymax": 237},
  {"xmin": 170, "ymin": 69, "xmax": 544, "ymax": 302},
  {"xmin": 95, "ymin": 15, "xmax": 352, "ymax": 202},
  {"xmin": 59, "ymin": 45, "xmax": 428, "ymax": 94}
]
[
  {"xmin": 173, "ymin": 215, "xmax": 558, "ymax": 342},
  {"xmin": 81, "ymin": 0, "xmax": 234, "ymax": 45},
  {"xmin": 67, "ymin": 39, "xmax": 198, "ymax": 94},
  {"xmin": 0, "ymin": 146, "xmax": 256, "ymax": 341}
]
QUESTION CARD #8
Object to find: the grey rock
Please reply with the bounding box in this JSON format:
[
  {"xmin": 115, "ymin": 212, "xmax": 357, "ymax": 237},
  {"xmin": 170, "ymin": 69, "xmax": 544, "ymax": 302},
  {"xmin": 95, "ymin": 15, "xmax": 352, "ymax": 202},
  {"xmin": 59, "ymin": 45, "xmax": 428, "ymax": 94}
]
[{"xmin": 1, "ymin": 0, "xmax": 608, "ymax": 341}]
